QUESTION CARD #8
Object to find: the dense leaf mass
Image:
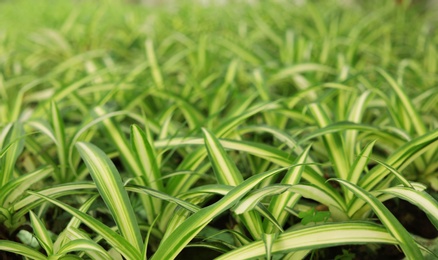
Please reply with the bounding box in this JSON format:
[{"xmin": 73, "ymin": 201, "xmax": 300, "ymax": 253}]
[{"xmin": 0, "ymin": 0, "xmax": 437, "ymax": 259}]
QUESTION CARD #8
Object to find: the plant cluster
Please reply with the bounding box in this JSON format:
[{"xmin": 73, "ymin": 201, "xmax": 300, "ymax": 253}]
[{"xmin": 1, "ymin": 0, "xmax": 438, "ymax": 259}]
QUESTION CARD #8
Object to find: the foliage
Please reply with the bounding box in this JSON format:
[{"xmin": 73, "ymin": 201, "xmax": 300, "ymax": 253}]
[{"xmin": 0, "ymin": 0, "xmax": 438, "ymax": 259}]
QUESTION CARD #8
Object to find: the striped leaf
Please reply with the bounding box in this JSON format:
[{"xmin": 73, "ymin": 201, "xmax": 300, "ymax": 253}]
[
  {"xmin": 308, "ymin": 103, "xmax": 350, "ymax": 180},
  {"xmin": 233, "ymin": 185, "xmax": 291, "ymax": 214},
  {"xmin": 0, "ymin": 240, "xmax": 46, "ymax": 260},
  {"xmin": 377, "ymin": 68, "xmax": 427, "ymax": 136},
  {"xmin": 56, "ymin": 239, "xmax": 112, "ymax": 258},
  {"xmin": 359, "ymin": 129, "xmax": 438, "ymax": 191},
  {"xmin": 0, "ymin": 166, "xmax": 52, "ymax": 206},
  {"xmin": 380, "ymin": 186, "xmax": 438, "ymax": 229},
  {"xmin": 155, "ymin": 137, "xmax": 343, "ymax": 208},
  {"xmin": 216, "ymin": 222, "xmax": 397, "ymax": 259},
  {"xmin": 145, "ymin": 39, "xmax": 164, "ymax": 89},
  {"xmin": 265, "ymin": 146, "xmax": 310, "ymax": 233},
  {"xmin": 203, "ymin": 127, "xmax": 263, "ymax": 239},
  {"xmin": 1, "ymin": 122, "xmax": 25, "ymax": 186},
  {"xmin": 126, "ymin": 185, "xmax": 200, "ymax": 213},
  {"xmin": 345, "ymin": 141, "xmax": 375, "ymax": 204},
  {"xmin": 92, "ymin": 107, "xmax": 157, "ymax": 223},
  {"xmin": 151, "ymin": 167, "xmax": 288, "ymax": 260},
  {"xmin": 288, "ymin": 184, "xmax": 348, "ymax": 221},
  {"xmin": 130, "ymin": 125, "xmax": 163, "ymax": 211},
  {"xmin": 333, "ymin": 179, "xmax": 423, "ymax": 259},
  {"xmin": 202, "ymin": 128, "xmax": 243, "ymax": 186},
  {"xmin": 76, "ymin": 142, "xmax": 143, "ymax": 252},
  {"xmin": 345, "ymin": 91, "xmax": 372, "ymax": 162},
  {"xmin": 28, "ymin": 191, "xmax": 141, "ymax": 260},
  {"xmin": 29, "ymin": 211, "xmax": 54, "ymax": 255},
  {"xmin": 53, "ymin": 195, "xmax": 100, "ymax": 254},
  {"xmin": 50, "ymin": 101, "xmax": 68, "ymax": 182}
]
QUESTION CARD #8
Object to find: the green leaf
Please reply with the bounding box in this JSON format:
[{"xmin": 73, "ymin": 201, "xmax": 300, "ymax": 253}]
[
  {"xmin": 379, "ymin": 186, "xmax": 438, "ymax": 230},
  {"xmin": 233, "ymin": 185, "xmax": 291, "ymax": 214},
  {"xmin": 0, "ymin": 166, "xmax": 52, "ymax": 207},
  {"xmin": 57, "ymin": 226, "xmax": 113, "ymax": 260},
  {"xmin": 216, "ymin": 222, "xmax": 397, "ymax": 259},
  {"xmin": 265, "ymin": 146, "xmax": 311, "ymax": 233},
  {"xmin": 151, "ymin": 167, "xmax": 289, "ymax": 260},
  {"xmin": 130, "ymin": 124, "xmax": 163, "ymax": 216},
  {"xmin": 0, "ymin": 122, "xmax": 25, "ymax": 186},
  {"xmin": 29, "ymin": 211, "xmax": 54, "ymax": 255},
  {"xmin": 56, "ymin": 239, "xmax": 112, "ymax": 258},
  {"xmin": 377, "ymin": 68, "xmax": 427, "ymax": 136},
  {"xmin": 28, "ymin": 191, "xmax": 141, "ymax": 260},
  {"xmin": 130, "ymin": 125, "xmax": 164, "ymax": 191},
  {"xmin": 308, "ymin": 104, "xmax": 350, "ymax": 180},
  {"xmin": 50, "ymin": 100, "xmax": 68, "ymax": 182},
  {"xmin": 203, "ymin": 128, "xmax": 263, "ymax": 239},
  {"xmin": 298, "ymin": 208, "xmax": 330, "ymax": 225},
  {"xmin": 202, "ymin": 128, "xmax": 243, "ymax": 186},
  {"xmin": 76, "ymin": 142, "xmax": 143, "ymax": 252},
  {"xmin": 360, "ymin": 129, "xmax": 438, "ymax": 191},
  {"xmin": 333, "ymin": 179, "xmax": 423, "ymax": 259},
  {"xmin": 126, "ymin": 185, "xmax": 200, "ymax": 213},
  {"xmin": 0, "ymin": 240, "xmax": 46, "ymax": 260}
]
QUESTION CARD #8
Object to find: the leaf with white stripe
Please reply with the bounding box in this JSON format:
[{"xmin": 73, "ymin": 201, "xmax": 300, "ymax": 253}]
[
  {"xmin": 1, "ymin": 122, "xmax": 25, "ymax": 186},
  {"xmin": 76, "ymin": 142, "xmax": 143, "ymax": 252},
  {"xmin": 216, "ymin": 222, "xmax": 398, "ymax": 259},
  {"xmin": 151, "ymin": 167, "xmax": 288, "ymax": 260},
  {"xmin": 0, "ymin": 240, "xmax": 46, "ymax": 260},
  {"xmin": 28, "ymin": 191, "xmax": 141, "ymax": 260},
  {"xmin": 265, "ymin": 146, "xmax": 310, "ymax": 233},
  {"xmin": 50, "ymin": 101, "xmax": 68, "ymax": 182},
  {"xmin": 233, "ymin": 185, "xmax": 291, "ymax": 214},
  {"xmin": 56, "ymin": 239, "xmax": 113, "ymax": 259},
  {"xmin": 29, "ymin": 211, "xmax": 53, "ymax": 255},
  {"xmin": 308, "ymin": 103, "xmax": 349, "ymax": 180},
  {"xmin": 332, "ymin": 179, "xmax": 423, "ymax": 259},
  {"xmin": 380, "ymin": 186, "xmax": 438, "ymax": 229},
  {"xmin": 203, "ymin": 127, "xmax": 263, "ymax": 239}
]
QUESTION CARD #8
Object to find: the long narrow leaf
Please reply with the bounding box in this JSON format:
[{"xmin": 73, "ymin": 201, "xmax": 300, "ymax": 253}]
[
  {"xmin": 50, "ymin": 101, "xmax": 68, "ymax": 182},
  {"xmin": 29, "ymin": 211, "xmax": 54, "ymax": 255},
  {"xmin": 1, "ymin": 122, "xmax": 25, "ymax": 186},
  {"xmin": 380, "ymin": 186, "xmax": 438, "ymax": 229},
  {"xmin": 0, "ymin": 240, "xmax": 46, "ymax": 260},
  {"xmin": 151, "ymin": 167, "xmax": 288, "ymax": 260},
  {"xmin": 28, "ymin": 191, "xmax": 141, "ymax": 260},
  {"xmin": 265, "ymin": 146, "xmax": 310, "ymax": 233},
  {"xmin": 203, "ymin": 128, "xmax": 263, "ymax": 239},
  {"xmin": 216, "ymin": 222, "xmax": 397, "ymax": 259},
  {"xmin": 76, "ymin": 142, "xmax": 143, "ymax": 252},
  {"xmin": 333, "ymin": 179, "xmax": 423, "ymax": 259},
  {"xmin": 308, "ymin": 104, "xmax": 350, "ymax": 180}
]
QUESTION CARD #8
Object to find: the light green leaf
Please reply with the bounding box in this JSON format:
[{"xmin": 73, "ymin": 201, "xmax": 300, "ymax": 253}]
[
  {"xmin": 265, "ymin": 146, "xmax": 311, "ymax": 233},
  {"xmin": 29, "ymin": 211, "xmax": 54, "ymax": 255},
  {"xmin": 76, "ymin": 142, "xmax": 143, "ymax": 252},
  {"xmin": 233, "ymin": 185, "xmax": 291, "ymax": 214},
  {"xmin": 0, "ymin": 240, "xmax": 46, "ymax": 260},
  {"xmin": 203, "ymin": 127, "xmax": 263, "ymax": 239},
  {"xmin": 379, "ymin": 186, "xmax": 438, "ymax": 230},
  {"xmin": 216, "ymin": 222, "xmax": 397, "ymax": 259},
  {"xmin": 50, "ymin": 100, "xmax": 68, "ymax": 182},
  {"xmin": 308, "ymin": 104, "xmax": 350, "ymax": 180},
  {"xmin": 1, "ymin": 122, "xmax": 25, "ymax": 186},
  {"xmin": 28, "ymin": 191, "xmax": 141, "ymax": 260},
  {"xmin": 56, "ymin": 239, "xmax": 112, "ymax": 259},
  {"xmin": 0, "ymin": 166, "xmax": 52, "ymax": 207},
  {"xmin": 151, "ymin": 167, "xmax": 288, "ymax": 260},
  {"xmin": 333, "ymin": 179, "xmax": 423, "ymax": 259}
]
